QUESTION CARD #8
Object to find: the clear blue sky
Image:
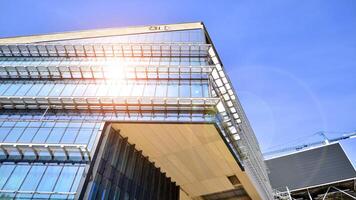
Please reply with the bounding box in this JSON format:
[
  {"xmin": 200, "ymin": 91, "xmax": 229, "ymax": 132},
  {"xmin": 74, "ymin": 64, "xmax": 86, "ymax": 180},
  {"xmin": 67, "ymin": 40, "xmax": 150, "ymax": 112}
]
[{"xmin": 1, "ymin": 0, "xmax": 355, "ymax": 165}]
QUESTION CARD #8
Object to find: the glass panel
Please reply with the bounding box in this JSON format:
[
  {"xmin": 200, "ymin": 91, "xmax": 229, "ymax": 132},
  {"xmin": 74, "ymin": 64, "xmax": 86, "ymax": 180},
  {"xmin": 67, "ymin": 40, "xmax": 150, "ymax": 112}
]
[
  {"xmin": 75, "ymin": 129, "xmax": 92, "ymax": 144},
  {"xmin": 3, "ymin": 84, "xmax": 21, "ymax": 96},
  {"xmin": 180, "ymin": 85, "xmax": 190, "ymax": 97},
  {"xmin": 203, "ymin": 84, "xmax": 209, "ymax": 97},
  {"xmin": 18, "ymin": 127, "xmax": 38, "ymax": 143},
  {"xmin": 4, "ymin": 127, "xmax": 25, "ymax": 142},
  {"xmin": 36, "ymin": 165, "xmax": 62, "ymax": 191},
  {"xmin": 131, "ymin": 84, "xmax": 144, "ymax": 96},
  {"xmin": 0, "ymin": 84, "xmax": 11, "ymax": 95},
  {"xmin": 38, "ymin": 83, "xmax": 54, "ymax": 96},
  {"xmin": 83, "ymin": 84, "xmax": 98, "ymax": 96},
  {"xmin": 70, "ymin": 166, "xmax": 84, "ymax": 192},
  {"xmin": 0, "ymin": 165, "xmax": 15, "ymax": 189},
  {"xmin": 15, "ymin": 84, "xmax": 32, "ymax": 96},
  {"xmin": 0, "ymin": 127, "xmax": 11, "ymax": 142},
  {"xmin": 167, "ymin": 84, "xmax": 179, "ymax": 97},
  {"xmin": 3, "ymin": 165, "xmax": 31, "ymax": 190},
  {"xmin": 19, "ymin": 165, "xmax": 47, "ymax": 190},
  {"xmin": 60, "ymin": 128, "xmax": 79, "ymax": 143},
  {"xmin": 96, "ymin": 84, "xmax": 109, "ymax": 96},
  {"xmin": 46, "ymin": 127, "xmax": 66, "ymax": 143},
  {"xmin": 155, "ymin": 84, "xmax": 167, "ymax": 97},
  {"xmin": 32, "ymin": 127, "xmax": 51, "ymax": 143},
  {"xmin": 191, "ymin": 84, "xmax": 202, "ymax": 98},
  {"xmin": 143, "ymin": 83, "xmax": 155, "ymax": 97},
  {"xmin": 49, "ymin": 84, "xmax": 65, "ymax": 96},
  {"xmin": 61, "ymin": 84, "xmax": 76, "ymax": 96},
  {"xmin": 72, "ymin": 84, "xmax": 87, "ymax": 96},
  {"xmin": 120, "ymin": 84, "xmax": 133, "ymax": 97},
  {"xmin": 53, "ymin": 166, "xmax": 77, "ymax": 192}
]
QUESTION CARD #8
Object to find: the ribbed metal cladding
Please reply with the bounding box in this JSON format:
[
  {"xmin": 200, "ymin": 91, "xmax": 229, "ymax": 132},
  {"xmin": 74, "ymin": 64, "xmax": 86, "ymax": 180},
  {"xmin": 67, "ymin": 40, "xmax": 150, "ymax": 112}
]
[
  {"xmin": 266, "ymin": 143, "xmax": 356, "ymax": 192},
  {"xmin": 81, "ymin": 126, "xmax": 179, "ymax": 200}
]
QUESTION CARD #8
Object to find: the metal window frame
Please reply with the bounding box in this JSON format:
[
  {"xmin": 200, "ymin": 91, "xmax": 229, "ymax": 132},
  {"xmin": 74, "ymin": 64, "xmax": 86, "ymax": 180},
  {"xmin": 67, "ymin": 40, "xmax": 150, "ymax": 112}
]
[
  {"xmin": 0, "ymin": 64, "xmax": 213, "ymax": 80},
  {"xmin": 0, "ymin": 142, "xmax": 90, "ymax": 163},
  {"xmin": 205, "ymin": 39, "xmax": 273, "ymax": 198},
  {"xmin": 0, "ymin": 96, "xmax": 219, "ymax": 114},
  {"xmin": 0, "ymin": 43, "xmax": 210, "ymax": 58}
]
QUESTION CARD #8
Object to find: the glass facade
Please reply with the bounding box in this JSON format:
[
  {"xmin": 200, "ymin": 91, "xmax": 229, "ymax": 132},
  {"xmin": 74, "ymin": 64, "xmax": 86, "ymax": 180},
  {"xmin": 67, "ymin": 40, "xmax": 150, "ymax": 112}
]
[{"xmin": 0, "ymin": 23, "xmax": 273, "ymax": 199}]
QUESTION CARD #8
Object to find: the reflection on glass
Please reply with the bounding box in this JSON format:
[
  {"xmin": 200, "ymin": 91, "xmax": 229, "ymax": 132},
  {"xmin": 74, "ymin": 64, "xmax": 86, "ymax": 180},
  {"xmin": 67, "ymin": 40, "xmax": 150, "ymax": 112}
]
[{"xmin": 3, "ymin": 165, "xmax": 31, "ymax": 190}]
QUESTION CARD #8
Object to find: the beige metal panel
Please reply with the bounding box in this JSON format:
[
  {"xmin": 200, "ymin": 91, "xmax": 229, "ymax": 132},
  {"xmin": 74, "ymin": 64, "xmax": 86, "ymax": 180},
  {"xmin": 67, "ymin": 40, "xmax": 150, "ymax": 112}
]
[
  {"xmin": 0, "ymin": 22, "xmax": 204, "ymax": 44},
  {"xmin": 112, "ymin": 123, "xmax": 261, "ymax": 199}
]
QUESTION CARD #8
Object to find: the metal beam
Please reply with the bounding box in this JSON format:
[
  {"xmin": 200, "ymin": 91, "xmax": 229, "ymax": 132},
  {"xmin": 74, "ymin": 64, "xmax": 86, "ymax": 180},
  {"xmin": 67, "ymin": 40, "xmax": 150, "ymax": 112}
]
[{"xmin": 0, "ymin": 22, "xmax": 204, "ymax": 44}]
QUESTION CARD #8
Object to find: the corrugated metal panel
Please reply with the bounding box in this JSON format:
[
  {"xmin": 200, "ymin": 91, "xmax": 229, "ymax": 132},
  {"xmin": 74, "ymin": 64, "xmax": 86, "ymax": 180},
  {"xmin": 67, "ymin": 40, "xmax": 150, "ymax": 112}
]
[{"xmin": 265, "ymin": 143, "xmax": 356, "ymax": 191}]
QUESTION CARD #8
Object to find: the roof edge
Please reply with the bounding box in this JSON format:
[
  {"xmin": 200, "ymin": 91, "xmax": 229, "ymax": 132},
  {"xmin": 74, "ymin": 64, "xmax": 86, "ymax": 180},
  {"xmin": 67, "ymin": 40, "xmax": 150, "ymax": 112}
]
[{"xmin": 0, "ymin": 22, "xmax": 204, "ymax": 44}]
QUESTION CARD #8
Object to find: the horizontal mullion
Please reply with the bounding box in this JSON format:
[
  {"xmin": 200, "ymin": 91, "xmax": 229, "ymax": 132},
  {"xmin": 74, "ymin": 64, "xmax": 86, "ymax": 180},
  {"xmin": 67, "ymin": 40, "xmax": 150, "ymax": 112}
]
[
  {"xmin": 0, "ymin": 96, "xmax": 219, "ymax": 112},
  {"xmin": 0, "ymin": 65, "xmax": 212, "ymax": 80},
  {"xmin": 0, "ymin": 43, "xmax": 211, "ymax": 58},
  {"xmin": 0, "ymin": 142, "xmax": 90, "ymax": 164}
]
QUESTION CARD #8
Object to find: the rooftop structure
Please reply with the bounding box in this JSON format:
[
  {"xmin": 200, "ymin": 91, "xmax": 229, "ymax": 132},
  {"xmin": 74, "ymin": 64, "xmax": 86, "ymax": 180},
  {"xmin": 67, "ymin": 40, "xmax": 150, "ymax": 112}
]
[{"xmin": 266, "ymin": 143, "xmax": 356, "ymax": 199}]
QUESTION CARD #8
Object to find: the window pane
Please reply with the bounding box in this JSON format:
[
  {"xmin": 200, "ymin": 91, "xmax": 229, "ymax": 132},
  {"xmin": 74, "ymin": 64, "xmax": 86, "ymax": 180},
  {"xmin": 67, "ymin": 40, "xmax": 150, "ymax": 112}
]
[
  {"xmin": 3, "ymin": 84, "xmax": 21, "ymax": 96},
  {"xmin": 120, "ymin": 83, "xmax": 133, "ymax": 96},
  {"xmin": 15, "ymin": 84, "xmax": 32, "ymax": 96},
  {"xmin": 4, "ymin": 127, "xmax": 25, "ymax": 142},
  {"xmin": 0, "ymin": 84, "xmax": 11, "ymax": 95},
  {"xmin": 60, "ymin": 128, "xmax": 79, "ymax": 143},
  {"xmin": 167, "ymin": 84, "xmax": 179, "ymax": 97},
  {"xmin": 131, "ymin": 84, "xmax": 144, "ymax": 96},
  {"xmin": 179, "ymin": 85, "xmax": 190, "ymax": 97},
  {"xmin": 38, "ymin": 84, "xmax": 54, "ymax": 96},
  {"xmin": 155, "ymin": 84, "xmax": 167, "ymax": 97},
  {"xmin": 61, "ymin": 84, "xmax": 76, "ymax": 96},
  {"xmin": 49, "ymin": 84, "xmax": 65, "ymax": 96},
  {"xmin": 0, "ymin": 165, "xmax": 15, "ymax": 189},
  {"xmin": 18, "ymin": 127, "xmax": 38, "ymax": 143},
  {"xmin": 202, "ymin": 84, "xmax": 209, "ymax": 97},
  {"xmin": 96, "ymin": 84, "xmax": 109, "ymax": 96},
  {"xmin": 36, "ymin": 166, "xmax": 62, "ymax": 191},
  {"xmin": 70, "ymin": 167, "xmax": 84, "ymax": 192},
  {"xmin": 191, "ymin": 84, "xmax": 202, "ymax": 97},
  {"xmin": 3, "ymin": 165, "xmax": 31, "ymax": 190},
  {"xmin": 143, "ymin": 83, "xmax": 155, "ymax": 97},
  {"xmin": 19, "ymin": 165, "xmax": 47, "ymax": 190},
  {"xmin": 32, "ymin": 127, "xmax": 51, "ymax": 143},
  {"xmin": 53, "ymin": 166, "xmax": 77, "ymax": 192},
  {"xmin": 46, "ymin": 128, "xmax": 66, "ymax": 143},
  {"xmin": 26, "ymin": 84, "xmax": 43, "ymax": 96},
  {"xmin": 0, "ymin": 127, "xmax": 11, "ymax": 142},
  {"xmin": 75, "ymin": 129, "xmax": 92, "ymax": 144},
  {"xmin": 72, "ymin": 84, "xmax": 87, "ymax": 96},
  {"xmin": 84, "ymin": 84, "xmax": 98, "ymax": 96}
]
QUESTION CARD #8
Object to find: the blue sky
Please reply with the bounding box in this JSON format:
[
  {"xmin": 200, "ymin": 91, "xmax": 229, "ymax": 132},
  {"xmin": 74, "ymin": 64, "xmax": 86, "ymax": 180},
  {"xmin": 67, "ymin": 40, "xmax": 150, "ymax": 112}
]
[{"xmin": 1, "ymin": 0, "xmax": 355, "ymax": 165}]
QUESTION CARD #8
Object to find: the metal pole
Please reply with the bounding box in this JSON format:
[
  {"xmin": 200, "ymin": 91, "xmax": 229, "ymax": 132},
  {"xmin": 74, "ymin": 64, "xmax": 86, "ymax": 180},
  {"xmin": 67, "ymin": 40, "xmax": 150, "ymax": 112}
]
[
  {"xmin": 307, "ymin": 188, "xmax": 313, "ymax": 200},
  {"xmin": 322, "ymin": 187, "xmax": 330, "ymax": 200},
  {"xmin": 286, "ymin": 186, "xmax": 293, "ymax": 200},
  {"xmin": 40, "ymin": 106, "xmax": 50, "ymax": 121},
  {"xmin": 331, "ymin": 186, "xmax": 356, "ymax": 199}
]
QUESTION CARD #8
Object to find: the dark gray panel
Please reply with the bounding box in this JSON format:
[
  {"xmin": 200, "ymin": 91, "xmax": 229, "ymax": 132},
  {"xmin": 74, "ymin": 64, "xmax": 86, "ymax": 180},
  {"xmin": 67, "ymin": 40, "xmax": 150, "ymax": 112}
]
[
  {"xmin": 79, "ymin": 126, "xmax": 179, "ymax": 200},
  {"xmin": 265, "ymin": 143, "xmax": 356, "ymax": 191}
]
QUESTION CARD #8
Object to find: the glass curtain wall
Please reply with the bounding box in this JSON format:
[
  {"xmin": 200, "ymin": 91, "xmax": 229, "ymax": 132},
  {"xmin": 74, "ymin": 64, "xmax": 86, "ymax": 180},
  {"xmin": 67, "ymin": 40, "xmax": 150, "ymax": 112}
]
[{"xmin": 0, "ymin": 28, "xmax": 212, "ymax": 199}]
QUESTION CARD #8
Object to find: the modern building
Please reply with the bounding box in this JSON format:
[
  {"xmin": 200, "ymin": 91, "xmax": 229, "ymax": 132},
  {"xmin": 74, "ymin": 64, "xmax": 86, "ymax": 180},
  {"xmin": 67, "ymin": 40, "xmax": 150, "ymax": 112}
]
[
  {"xmin": 0, "ymin": 22, "xmax": 273, "ymax": 199},
  {"xmin": 266, "ymin": 143, "xmax": 356, "ymax": 199}
]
